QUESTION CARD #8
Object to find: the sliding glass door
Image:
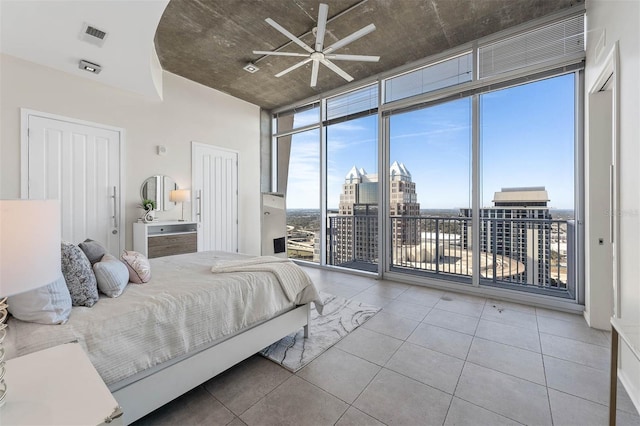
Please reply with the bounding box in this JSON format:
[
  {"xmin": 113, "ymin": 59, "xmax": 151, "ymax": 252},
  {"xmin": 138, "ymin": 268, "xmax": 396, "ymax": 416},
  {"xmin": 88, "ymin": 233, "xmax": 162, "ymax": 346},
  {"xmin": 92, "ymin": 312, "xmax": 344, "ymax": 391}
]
[
  {"xmin": 326, "ymin": 114, "xmax": 378, "ymax": 271},
  {"xmin": 479, "ymin": 74, "xmax": 576, "ymax": 295},
  {"xmin": 388, "ymin": 98, "xmax": 472, "ymax": 282}
]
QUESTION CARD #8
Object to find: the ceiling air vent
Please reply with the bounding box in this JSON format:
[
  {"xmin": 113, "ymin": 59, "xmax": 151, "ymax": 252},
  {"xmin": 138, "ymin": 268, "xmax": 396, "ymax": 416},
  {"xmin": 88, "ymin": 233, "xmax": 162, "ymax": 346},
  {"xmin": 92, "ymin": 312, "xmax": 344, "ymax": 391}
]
[
  {"xmin": 80, "ymin": 23, "xmax": 108, "ymax": 47},
  {"xmin": 86, "ymin": 26, "xmax": 106, "ymax": 40}
]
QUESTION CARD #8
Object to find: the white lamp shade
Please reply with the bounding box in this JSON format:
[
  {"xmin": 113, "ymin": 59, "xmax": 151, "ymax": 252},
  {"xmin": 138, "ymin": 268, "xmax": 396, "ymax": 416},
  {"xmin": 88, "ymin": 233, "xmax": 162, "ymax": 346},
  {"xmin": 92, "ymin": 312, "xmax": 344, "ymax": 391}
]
[
  {"xmin": 169, "ymin": 189, "xmax": 191, "ymax": 203},
  {"xmin": 0, "ymin": 200, "xmax": 61, "ymax": 297}
]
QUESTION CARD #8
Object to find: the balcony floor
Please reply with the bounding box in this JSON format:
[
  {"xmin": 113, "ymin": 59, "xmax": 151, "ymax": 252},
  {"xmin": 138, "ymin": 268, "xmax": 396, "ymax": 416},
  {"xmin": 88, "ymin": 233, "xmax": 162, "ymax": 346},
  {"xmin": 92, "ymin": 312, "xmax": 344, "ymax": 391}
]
[{"xmin": 334, "ymin": 259, "xmax": 378, "ymax": 273}]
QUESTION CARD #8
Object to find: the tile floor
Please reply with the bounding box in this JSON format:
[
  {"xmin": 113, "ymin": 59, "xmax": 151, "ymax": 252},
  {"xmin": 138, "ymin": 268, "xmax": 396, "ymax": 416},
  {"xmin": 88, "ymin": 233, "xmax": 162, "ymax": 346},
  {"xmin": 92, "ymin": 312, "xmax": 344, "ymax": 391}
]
[{"xmin": 133, "ymin": 267, "xmax": 640, "ymax": 426}]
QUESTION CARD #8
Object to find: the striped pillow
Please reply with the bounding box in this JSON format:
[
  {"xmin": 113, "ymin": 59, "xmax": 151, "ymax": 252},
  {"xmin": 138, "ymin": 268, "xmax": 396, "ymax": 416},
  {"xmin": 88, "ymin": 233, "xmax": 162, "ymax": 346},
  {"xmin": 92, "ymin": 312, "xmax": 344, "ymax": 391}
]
[{"xmin": 93, "ymin": 254, "xmax": 129, "ymax": 297}]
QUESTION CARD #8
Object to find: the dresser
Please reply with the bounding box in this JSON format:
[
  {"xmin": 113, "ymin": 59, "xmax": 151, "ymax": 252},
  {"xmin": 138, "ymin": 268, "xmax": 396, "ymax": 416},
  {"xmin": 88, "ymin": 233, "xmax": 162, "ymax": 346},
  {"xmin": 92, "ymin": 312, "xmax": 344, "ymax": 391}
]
[{"xmin": 133, "ymin": 221, "xmax": 198, "ymax": 258}]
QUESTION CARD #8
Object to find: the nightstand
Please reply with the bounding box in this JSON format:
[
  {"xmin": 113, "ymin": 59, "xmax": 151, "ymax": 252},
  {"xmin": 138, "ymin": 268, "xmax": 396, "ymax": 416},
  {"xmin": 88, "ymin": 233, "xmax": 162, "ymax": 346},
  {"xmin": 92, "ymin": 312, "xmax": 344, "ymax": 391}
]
[{"xmin": 0, "ymin": 342, "xmax": 122, "ymax": 425}]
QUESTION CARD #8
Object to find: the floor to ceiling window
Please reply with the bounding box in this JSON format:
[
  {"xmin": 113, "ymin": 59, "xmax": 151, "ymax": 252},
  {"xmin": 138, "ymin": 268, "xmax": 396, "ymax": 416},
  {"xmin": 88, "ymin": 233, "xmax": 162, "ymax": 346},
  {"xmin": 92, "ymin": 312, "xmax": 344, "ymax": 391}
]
[
  {"xmin": 479, "ymin": 74, "xmax": 576, "ymax": 296},
  {"xmin": 276, "ymin": 104, "xmax": 321, "ymax": 262},
  {"xmin": 272, "ymin": 13, "xmax": 584, "ymax": 302},
  {"xmin": 326, "ymin": 114, "xmax": 378, "ymax": 271},
  {"xmin": 325, "ymin": 85, "xmax": 378, "ymax": 271},
  {"xmin": 389, "ymin": 98, "xmax": 472, "ymax": 281}
]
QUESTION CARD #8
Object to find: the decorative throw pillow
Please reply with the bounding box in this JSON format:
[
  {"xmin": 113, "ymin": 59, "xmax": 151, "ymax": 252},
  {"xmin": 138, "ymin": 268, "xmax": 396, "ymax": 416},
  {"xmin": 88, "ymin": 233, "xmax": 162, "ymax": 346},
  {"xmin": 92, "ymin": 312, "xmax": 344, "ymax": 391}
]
[
  {"xmin": 93, "ymin": 254, "xmax": 129, "ymax": 297},
  {"xmin": 7, "ymin": 275, "xmax": 72, "ymax": 324},
  {"xmin": 121, "ymin": 250, "xmax": 151, "ymax": 284},
  {"xmin": 78, "ymin": 239, "xmax": 107, "ymax": 265},
  {"xmin": 61, "ymin": 241, "xmax": 99, "ymax": 307}
]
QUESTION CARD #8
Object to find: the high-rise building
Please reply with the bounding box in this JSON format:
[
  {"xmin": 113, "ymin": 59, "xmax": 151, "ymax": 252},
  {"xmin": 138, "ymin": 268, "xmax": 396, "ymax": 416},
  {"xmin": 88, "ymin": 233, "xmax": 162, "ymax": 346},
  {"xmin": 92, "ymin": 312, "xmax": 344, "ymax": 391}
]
[
  {"xmin": 461, "ymin": 187, "xmax": 551, "ymax": 285},
  {"xmin": 329, "ymin": 161, "xmax": 419, "ymax": 266}
]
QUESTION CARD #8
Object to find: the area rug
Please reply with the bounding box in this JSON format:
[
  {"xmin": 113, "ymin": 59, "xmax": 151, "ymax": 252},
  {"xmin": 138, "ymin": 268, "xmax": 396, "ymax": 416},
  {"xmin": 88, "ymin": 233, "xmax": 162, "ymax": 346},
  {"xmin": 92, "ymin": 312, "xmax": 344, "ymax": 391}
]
[{"xmin": 260, "ymin": 292, "xmax": 381, "ymax": 372}]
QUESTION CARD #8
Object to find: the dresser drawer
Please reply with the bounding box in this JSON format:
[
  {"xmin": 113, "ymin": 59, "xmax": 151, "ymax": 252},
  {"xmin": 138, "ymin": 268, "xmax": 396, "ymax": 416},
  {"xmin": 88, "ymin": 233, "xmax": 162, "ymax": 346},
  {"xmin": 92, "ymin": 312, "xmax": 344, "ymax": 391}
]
[{"xmin": 148, "ymin": 233, "xmax": 197, "ymax": 258}]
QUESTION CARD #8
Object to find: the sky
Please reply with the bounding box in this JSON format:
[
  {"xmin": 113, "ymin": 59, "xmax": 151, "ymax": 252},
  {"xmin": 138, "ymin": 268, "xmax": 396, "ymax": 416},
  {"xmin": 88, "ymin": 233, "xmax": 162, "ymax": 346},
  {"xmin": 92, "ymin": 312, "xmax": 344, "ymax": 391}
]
[{"xmin": 285, "ymin": 73, "xmax": 576, "ymax": 211}]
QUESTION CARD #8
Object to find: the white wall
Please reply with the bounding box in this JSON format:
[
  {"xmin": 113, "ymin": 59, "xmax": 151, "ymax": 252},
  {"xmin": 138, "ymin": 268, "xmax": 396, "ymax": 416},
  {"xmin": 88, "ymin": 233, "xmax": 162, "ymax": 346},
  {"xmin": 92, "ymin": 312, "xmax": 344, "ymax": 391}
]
[
  {"xmin": 586, "ymin": 0, "xmax": 640, "ymax": 413},
  {"xmin": 0, "ymin": 54, "xmax": 262, "ymax": 255}
]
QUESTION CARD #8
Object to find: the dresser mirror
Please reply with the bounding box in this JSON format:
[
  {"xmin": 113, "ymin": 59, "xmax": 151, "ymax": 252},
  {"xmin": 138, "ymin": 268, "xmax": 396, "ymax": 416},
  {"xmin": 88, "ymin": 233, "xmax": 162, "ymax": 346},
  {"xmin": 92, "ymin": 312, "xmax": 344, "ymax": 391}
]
[{"xmin": 140, "ymin": 175, "xmax": 178, "ymax": 211}]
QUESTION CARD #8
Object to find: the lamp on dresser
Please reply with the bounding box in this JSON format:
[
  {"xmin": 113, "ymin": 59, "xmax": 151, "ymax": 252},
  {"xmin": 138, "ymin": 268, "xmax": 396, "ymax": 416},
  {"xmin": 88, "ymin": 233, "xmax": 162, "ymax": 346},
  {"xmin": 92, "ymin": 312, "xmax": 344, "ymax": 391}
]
[
  {"xmin": 169, "ymin": 189, "xmax": 191, "ymax": 221},
  {"xmin": 0, "ymin": 200, "xmax": 61, "ymax": 408}
]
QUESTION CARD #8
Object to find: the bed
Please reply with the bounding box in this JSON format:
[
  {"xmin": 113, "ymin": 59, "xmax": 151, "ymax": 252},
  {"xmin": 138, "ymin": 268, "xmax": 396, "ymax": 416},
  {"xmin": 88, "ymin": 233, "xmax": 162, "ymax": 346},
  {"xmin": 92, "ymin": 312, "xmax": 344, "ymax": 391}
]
[{"xmin": 4, "ymin": 251, "xmax": 321, "ymax": 424}]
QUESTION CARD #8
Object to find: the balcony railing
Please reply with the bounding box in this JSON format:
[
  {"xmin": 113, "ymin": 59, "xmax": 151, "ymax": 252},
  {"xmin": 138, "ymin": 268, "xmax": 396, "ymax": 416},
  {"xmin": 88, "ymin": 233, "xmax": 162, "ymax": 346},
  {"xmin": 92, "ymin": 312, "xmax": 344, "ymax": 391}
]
[
  {"xmin": 326, "ymin": 214, "xmax": 576, "ymax": 298},
  {"xmin": 390, "ymin": 216, "xmax": 473, "ymax": 280},
  {"xmin": 327, "ymin": 215, "xmax": 379, "ymax": 272}
]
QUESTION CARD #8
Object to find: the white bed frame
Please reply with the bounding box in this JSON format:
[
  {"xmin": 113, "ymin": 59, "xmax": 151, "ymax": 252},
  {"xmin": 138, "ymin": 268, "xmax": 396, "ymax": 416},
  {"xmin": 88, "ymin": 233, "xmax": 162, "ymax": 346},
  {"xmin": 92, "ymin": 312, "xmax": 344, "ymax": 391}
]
[{"xmin": 112, "ymin": 303, "xmax": 311, "ymax": 424}]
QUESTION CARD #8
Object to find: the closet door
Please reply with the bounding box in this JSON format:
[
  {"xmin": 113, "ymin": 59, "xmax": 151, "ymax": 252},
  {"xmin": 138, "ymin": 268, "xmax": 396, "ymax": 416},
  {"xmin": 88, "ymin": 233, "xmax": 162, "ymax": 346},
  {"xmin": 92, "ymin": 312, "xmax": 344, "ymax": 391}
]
[
  {"xmin": 192, "ymin": 142, "xmax": 238, "ymax": 252},
  {"xmin": 23, "ymin": 111, "xmax": 123, "ymax": 255}
]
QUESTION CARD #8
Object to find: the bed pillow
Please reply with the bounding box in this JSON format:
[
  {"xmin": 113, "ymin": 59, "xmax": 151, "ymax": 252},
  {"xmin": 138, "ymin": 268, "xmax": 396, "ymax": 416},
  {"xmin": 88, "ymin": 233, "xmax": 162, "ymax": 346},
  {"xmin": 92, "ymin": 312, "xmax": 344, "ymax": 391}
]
[
  {"xmin": 61, "ymin": 241, "xmax": 99, "ymax": 307},
  {"xmin": 7, "ymin": 275, "xmax": 72, "ymax": 324},
  {"xmin": 94, "ymin": 254, "xmax": 129, "ymax": 297},
  {"xmin": 78, "ymin": 239, "xmax": 107, "ymax": 265},
  {"xmin": 121, "ymin": 250, "xmax": 151, "ymax": 284}
]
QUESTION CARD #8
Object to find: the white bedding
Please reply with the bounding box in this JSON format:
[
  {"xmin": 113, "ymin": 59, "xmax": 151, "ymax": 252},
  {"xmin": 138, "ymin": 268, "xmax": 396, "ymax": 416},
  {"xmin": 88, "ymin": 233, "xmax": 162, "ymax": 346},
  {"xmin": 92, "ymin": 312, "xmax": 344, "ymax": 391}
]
[
  {"xmin": 210, "ymin": 256, "xmax": 322, "ymax": 313},
  {"xmin": 6, "ymin": 251, "xmax": 319, "ymax": 386}
]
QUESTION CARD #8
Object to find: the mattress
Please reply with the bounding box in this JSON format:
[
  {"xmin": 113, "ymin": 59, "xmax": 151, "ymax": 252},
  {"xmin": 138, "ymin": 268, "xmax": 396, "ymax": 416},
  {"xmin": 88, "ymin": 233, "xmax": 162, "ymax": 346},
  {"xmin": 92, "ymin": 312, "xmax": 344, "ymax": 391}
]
[{"xmin": 6, "ymin": 251, "xmax": 318, "ymax": 386}]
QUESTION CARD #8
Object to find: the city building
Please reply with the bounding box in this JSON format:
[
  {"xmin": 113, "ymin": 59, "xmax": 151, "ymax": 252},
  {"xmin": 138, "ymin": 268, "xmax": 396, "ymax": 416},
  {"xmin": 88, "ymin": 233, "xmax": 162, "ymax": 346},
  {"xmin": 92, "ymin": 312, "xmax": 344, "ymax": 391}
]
[
  {"xmin": 461, "ymin": 187, "xmax": 552, "ymax": 285},
  {"xmin": 329, "ymin": 162, "xmax": 420, "ymax": 267}
]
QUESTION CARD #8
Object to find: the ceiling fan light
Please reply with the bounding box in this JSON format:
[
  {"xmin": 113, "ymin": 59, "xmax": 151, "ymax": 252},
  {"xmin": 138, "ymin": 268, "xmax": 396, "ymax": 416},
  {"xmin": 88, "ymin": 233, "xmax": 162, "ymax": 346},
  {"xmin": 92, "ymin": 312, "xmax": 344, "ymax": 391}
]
[{"xmin": 243, "ymin": 63, "xmax": 259, "ymax": 73}]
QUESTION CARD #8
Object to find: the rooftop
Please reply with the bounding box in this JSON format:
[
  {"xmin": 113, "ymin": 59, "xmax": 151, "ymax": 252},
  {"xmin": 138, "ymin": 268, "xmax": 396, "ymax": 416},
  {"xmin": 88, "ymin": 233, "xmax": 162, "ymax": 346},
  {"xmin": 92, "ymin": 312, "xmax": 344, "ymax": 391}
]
[{"xmin": 493, "ymin": 186, "xmax": 550, "ymax": 205}]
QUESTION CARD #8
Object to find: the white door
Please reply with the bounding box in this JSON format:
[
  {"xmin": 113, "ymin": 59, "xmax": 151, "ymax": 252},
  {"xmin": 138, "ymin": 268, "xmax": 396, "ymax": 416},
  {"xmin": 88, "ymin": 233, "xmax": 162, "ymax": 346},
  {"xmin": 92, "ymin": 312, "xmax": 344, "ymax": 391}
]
[
  {"xmin": 192, "ymin": 142, "xmax": 238, "ymax": 252},
  {"xmin": 23, "ymin": 111, "xmax": 123, "ymax": 255}
]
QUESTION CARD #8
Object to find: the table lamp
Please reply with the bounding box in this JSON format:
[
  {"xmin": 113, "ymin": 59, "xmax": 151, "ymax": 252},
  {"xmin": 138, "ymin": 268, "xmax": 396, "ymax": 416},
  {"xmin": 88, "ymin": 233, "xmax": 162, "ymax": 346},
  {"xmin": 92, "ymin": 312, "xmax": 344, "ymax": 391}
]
[
  {"xmin": 169, "ymin": 189, "xmax": 191, "ymax": 221},
  {"xmin": 0, "ymin": 200, "xmax": 61, "ymax": 407}
]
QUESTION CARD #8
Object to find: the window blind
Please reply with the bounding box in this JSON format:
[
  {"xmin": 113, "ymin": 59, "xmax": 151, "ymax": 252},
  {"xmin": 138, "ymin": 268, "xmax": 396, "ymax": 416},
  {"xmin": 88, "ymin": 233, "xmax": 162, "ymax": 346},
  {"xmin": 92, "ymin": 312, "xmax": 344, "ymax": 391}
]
[
  {"xmin": 384, "ymin": 53, "xmax": 473, "ymax": 104},
  {"xmin": 478, "ymin": 15, "xmax": 584, "ymax": 79},
  {"xmin": 325, "ymin": 84, "xmax": 378, "ymax": 122}
]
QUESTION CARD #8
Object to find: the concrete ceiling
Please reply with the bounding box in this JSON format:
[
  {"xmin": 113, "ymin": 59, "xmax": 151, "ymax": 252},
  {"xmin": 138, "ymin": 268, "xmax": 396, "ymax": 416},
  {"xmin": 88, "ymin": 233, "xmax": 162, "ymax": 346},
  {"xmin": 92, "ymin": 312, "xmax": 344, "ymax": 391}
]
[{"xmin": 155, "ymin": 0, "xmax": 582, "ymax": 110}]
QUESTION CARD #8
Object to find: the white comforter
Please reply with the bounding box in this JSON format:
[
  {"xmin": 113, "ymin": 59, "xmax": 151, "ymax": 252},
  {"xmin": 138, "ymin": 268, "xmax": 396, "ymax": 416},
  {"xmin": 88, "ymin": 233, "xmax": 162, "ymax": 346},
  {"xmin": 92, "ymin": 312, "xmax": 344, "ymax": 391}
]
[
  {"xmin": 6, "ymin": 251, "xmax": 319, "ymax": 386},
  {"xmin": 210, "ymin": 256, "xmax": 323, "ymax": 314}
]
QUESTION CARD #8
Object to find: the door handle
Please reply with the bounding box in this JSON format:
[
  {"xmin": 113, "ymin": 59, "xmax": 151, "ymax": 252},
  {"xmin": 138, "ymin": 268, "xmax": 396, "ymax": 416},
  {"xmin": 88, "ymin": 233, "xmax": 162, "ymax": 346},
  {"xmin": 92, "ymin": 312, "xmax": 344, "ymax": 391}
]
[
  {"xmin": 609, "ymin": 165, "xmax": 614, "ymax": 244},
  {"xmin": 112, "ymin": 186, "xmax": 118, "ymax": 228},
  {"xmin": 196, "ymin": 190, "xmax": 202, "ymax": 223}
]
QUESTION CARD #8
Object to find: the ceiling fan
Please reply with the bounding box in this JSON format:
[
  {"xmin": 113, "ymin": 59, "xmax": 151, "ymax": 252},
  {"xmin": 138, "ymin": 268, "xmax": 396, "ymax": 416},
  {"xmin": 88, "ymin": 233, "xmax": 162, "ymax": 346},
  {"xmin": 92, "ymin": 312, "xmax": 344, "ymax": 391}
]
[{"xmin": 253, "ymin": 3, "xmax": 380, "ymax": 87}]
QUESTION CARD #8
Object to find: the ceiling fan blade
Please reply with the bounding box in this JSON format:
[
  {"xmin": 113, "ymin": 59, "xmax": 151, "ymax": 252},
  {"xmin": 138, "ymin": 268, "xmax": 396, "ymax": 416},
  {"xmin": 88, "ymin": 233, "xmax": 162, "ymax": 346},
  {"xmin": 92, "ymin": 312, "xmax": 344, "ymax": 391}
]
[
  {"xmin": 253, "ymin": 50, "xmax": 309, "ymax": 57},
  {"xmin": 323, "ymin": 23, "xmax": 376, "ymax": 54},
  {"xmin": 314, "ymin": 3, "xmax": 329, "ymax": 52},
  {"xmin": 320, "ymin": 58, "xmax": 353, "ymax": 82},
  {"xmin": 310, "ymin": 60, "xmax": 320, "ymax": 87},
  {"xmin": 325, "ymin": 54, "xmax": 380, "ymax": 62},
  {"xmin": 275, "ymin": 58, "xmax": 312, "ymax": 78},
  {"xmin": 265, "ymin": 18, "xmax": 315, "ymax": 54}
]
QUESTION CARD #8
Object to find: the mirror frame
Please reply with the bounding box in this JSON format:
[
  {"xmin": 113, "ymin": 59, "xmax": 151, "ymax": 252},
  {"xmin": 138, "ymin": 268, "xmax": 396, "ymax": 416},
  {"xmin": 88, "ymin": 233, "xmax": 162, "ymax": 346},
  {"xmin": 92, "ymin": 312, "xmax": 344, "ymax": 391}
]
[{"xmin": 140, "ymin": 175, "xmax": 178, "ymax": 211}]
